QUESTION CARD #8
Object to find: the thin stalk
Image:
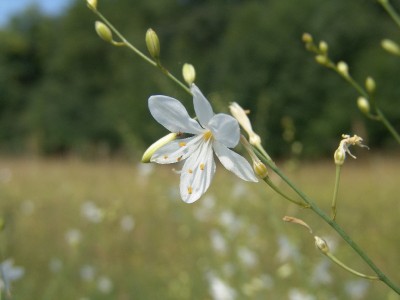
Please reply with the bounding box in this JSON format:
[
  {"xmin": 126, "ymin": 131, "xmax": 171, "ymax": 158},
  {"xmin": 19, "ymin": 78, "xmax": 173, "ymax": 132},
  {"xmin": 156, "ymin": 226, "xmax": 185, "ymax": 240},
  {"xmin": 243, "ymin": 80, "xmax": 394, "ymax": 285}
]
[
  {"xmin": 90, "ymin": 8, "xmax": 191, "ymax": 95},
  {"xmin": 379, "ymin": 0, "xmax": 400, "ymax": 29},
  {"xmin": 325, "ymin": 252, "xmax": 379, "ymax": 280},
  {"xmin": 263, "ymin": 177, "xmax": 309, "ymax": 208},
  {"xmin": 254, "ymin": 147, "xmax": 400, "ymax": 294},
  {"xmin": 376, "ymin": 108, "xmax": 400, "ymax": 144},
  {"xmin": 331, "ymin": 165, "xmax": 341, "ymax": 220}
]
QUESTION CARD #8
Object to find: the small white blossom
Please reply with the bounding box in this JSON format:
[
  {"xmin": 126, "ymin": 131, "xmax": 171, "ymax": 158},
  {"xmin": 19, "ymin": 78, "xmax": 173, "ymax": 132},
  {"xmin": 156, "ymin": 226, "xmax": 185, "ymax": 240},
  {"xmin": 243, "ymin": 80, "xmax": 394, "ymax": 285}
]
[
  {"xmin": 334, "ymin": 134, "xmax": 368, "ymax": 165},
  {"xmin": 148, "ymin": 84, "xmax": 258, "ymax": 203},
  {"xmin": 0, "ymin": 259, "xmax": 24, "ymax": 293}
]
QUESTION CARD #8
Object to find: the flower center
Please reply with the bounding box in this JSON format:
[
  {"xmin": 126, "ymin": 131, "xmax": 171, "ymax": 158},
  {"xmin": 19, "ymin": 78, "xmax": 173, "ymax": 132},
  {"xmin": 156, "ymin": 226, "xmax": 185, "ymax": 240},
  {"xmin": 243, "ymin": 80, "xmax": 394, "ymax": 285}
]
[{"xmin": 203, "ymin": 130, "xmax": 213, "ymax": 141}]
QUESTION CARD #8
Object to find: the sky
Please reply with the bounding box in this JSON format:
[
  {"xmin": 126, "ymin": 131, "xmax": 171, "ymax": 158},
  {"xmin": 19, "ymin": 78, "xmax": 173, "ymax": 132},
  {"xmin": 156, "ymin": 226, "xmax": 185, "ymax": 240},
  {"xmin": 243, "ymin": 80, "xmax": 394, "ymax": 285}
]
[{"xmin": 0, "ymin": 0, "xmax": 72, "ymax": 26}]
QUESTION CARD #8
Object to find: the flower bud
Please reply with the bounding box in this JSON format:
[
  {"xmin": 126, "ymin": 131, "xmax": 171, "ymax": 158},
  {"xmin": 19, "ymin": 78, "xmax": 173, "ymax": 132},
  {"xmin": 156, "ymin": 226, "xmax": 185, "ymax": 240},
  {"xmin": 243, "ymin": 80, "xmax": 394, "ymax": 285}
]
[
  {"xmin": 319, "ymin": 41, "xmax": 328, "ymax": 54},
  {"xmin": 145, "ymin": 28, "xmax": 160, "ymax": 61},
  {"xmin": 381, "ymin": 39, "xmax": 400, "ymax": 55},
  {"xmin": 95, "ymin": 21, "xmax": 113, "ymax": 43},
  {"xmin": 229, "ymin": 102, "xmax": 261, "ymax": 147},
  {"xmin": 315, "ymin": 55, "xmax": 328, "ymax": 65},
  {"xmin": 365, "ymin": 77, "xmax": 376, "ymax": 94},
  {"xmin": 87, "ymin": 0, "xmax": 97, "ymax": 9},
  {"xmin": 182, "ymin": 63, "xmax": 196, "ymax": 85},
  {"xmin": 302, "ymin": 33, "xmax": 313, "ymax": 43},
  {"xmin": 142, "ymin": 133, "xmax": 177, "ymax": 163},
  {"xmin": 314, "ymin": 236, "xmax": 330, "ymax": 254},
  {"xmin": 357, "ymin": 97, "xmax": 370, "ymax": 115},
  {"xmin": 253, "ymin": 161, "xmax": 268, "ymax": 179},
  {"xmin": 337, "ymin": 61, "xmax": 349, "ymax": 77},
  {"xmin": 334, "ymin": 148, "xmax": 346, "ymax": 166}
]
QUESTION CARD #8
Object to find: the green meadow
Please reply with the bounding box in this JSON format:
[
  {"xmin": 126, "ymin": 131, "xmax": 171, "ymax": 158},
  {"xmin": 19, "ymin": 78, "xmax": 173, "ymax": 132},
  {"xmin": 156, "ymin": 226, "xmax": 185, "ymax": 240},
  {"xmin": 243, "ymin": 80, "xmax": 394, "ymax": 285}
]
[{"xmin": 0, "ymin": 155, "xmax": 399, "ymax": 299}]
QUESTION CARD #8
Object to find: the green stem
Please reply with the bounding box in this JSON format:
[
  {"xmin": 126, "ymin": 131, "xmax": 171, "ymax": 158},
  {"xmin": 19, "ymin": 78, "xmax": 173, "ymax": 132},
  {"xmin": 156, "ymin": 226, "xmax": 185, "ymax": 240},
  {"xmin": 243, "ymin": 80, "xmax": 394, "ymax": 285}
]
[
  {"xmin": 90, "ymin": 8, "xmax": 191, "ymax": 95},
  {"xmin": 254, "ymin": 147, "xmax": 400, "ymax": 294},
  {"xmin": 263, "ymin": 177, "xmax": 309, "ymax": 208},
  {"xmin": 331, "ymin": 165, "xmax": 341, "ymax": 220},
  {"xmin": 325, "ymin": 252, "xmax": 379, "ymax": 280},
  {"xmin": 376, "ymin": 108, "xmax": 400, "ymax": 144},
  {"xmin": 379, "ymin": 0, "xmax": 400, "ymax": 29}
]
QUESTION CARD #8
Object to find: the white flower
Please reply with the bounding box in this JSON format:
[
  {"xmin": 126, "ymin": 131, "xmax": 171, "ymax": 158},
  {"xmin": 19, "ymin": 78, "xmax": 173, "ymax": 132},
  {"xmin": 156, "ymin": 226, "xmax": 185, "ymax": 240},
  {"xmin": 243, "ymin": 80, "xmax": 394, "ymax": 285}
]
[{"xmin": 148, "ymin": 84, "xmax": 258, "ymax": 203}]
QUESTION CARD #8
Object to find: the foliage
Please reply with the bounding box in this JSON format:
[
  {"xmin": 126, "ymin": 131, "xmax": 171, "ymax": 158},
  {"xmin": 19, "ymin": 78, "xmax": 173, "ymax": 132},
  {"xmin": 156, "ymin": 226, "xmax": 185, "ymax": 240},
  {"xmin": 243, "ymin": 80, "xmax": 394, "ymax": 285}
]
[{"xmin": 0, "ymin": 0, "xmax": 399, "ymax": 157}]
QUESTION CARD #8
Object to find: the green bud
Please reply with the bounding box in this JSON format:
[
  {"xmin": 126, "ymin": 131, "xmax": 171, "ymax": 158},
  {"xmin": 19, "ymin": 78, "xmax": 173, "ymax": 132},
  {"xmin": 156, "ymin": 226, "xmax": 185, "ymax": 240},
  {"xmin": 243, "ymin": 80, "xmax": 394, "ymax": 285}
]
[
  {"xmin": 95, "ymin": 21, "xmax": 113, "ymax": 43},
  {"xmin": 315, "ymin": 55, "xmax": 328, "ymax": 65},
  {"xmin": 337, "ymin": 61, "xmax": 349, "ymax": 77},
  {"xmin": 319, "ymin": 41, "xmax": 328, "ymax": 54},
  {"xmin": 314, "ymin": 236, "xmax": 330, "ymax": 254},
  {"xmin": 365, "ymin": 77, "xmax": 376, "ymax": 93},
  {"xmin": 334, "ymin": 148, "xmax": 345, "ymax": 166},
  {"xmin": 381, "ymin": 39, "xmax": 400, "ymax": 55},
  {"xmin": 87, "ymin": 0, "xmax": 97, "ymax": 9},
  {"xmin": 142, "ymin": 133, "xmax": 177, "ymax": 163},
  {"xmin": 182, "ymin": 63, "xmax": 196, "ymax": 85},
  {"xmin": 145, "ymin": 28, "xmax": 160, "ymax": 61},
  {"xmin": 253, "ymin": 161, "xmax": 268, "ymax": 179},
  {"xmin": 302, "ymin": 33, "xmax": 313, "ymax": 43},
  {"xmin": 357, "ymin": 97, "xmax": 370, "ymax": 115}
]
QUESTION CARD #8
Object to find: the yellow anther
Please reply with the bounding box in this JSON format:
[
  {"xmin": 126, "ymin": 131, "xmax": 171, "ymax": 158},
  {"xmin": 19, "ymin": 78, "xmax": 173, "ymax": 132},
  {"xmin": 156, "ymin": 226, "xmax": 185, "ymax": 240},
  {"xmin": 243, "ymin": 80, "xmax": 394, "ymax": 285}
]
[
  {"xmin": 163, "ymin": 155, "xmax": 168, "ymax": 159},
  {"xmin": 199, "ymin": 163, "xmax": 205, "ymax": 171},
  {"xmin": 188, "ymin": 186, "xmax": 193, "ymax": 194},
  {"xmin": 203, "ymin": 130, "xmax": 213, "ymax": 141},
  {"xmin": 177, "ymin": 156, "xmax": 182, "ymax": 162},
  {"xmin": 179, "ymin": 142, "xmax": 187, "ymax": 147},
  {"xmin": 188, "ymin": 169, "xmax": 193, "ymax": 174}
]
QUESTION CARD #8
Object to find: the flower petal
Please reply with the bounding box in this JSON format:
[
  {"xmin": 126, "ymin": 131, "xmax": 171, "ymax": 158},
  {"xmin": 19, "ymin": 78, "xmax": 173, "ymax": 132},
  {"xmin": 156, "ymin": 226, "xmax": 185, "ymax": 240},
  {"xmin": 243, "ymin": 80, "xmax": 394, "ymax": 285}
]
[
  {"xmin": 208, "ymin": 114, "xmax": 240, "ymax": 148},
  {"xmin": 151, "ymin": 135, "xmax": 203, "ymax": 164},
  {"xmin": 191, "ymin": 84, "xmax": 214, "ymax": 127},
  {"xmin": 149, "ymin": 95, "xmax": 203, "ymax": 134},
  {"xmin": 180, "ymin": 140, "xmax": 216, "ymax": 203},
  {"xmin": 213, "ymin": 141, "xmax": 258, "ymax": 182}
]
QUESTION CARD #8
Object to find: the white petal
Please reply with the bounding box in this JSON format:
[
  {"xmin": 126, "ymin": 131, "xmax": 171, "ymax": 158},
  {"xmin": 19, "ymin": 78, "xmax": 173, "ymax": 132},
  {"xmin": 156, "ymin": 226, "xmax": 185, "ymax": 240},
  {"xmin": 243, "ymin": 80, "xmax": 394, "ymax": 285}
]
[
  {"xmin": 191, "ymin": 84, "xmax": 214, "ymax": 127},
  {"xmin": 149, "ymin": 95, "xmax": 203, "ymax": 134},
  {"xmin": 208, "ymin": 114, "xmax": 240, "ymax": 148},
  {"xmin": 213, "ymin": 141, "xmax": 258, "ymax": 182},
  {"xmin": 180, "ymin": 140, "xmax": 216, "ymax": 203},
  {"xmin": 151, "ymin": 135, "xmax": 203, "ymax": 164}
]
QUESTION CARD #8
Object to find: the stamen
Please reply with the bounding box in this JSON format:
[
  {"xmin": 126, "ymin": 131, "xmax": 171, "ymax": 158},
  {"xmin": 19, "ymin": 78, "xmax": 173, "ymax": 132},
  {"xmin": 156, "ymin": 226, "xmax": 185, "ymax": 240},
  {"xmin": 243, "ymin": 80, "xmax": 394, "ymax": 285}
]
[
  {"xmin": 188, "ymin": 186, "xmax": 193, "ymax": 194},
  {"xmin": 199, "ymin": 163, "xmax": 205, "ymax": 171},
  {"xmin": 163, "ymin": 155, "xmax": 168, "ymax": 159},
  {"xmin": 177, "ymin": 156, "xmax": 182, "ymax": 162},
  {"xmin": 203, "ymin": 130, "xmax": 213, "ymax": 141},
  {"xmin": 188, "ymin": 169, "xmax": 193, "ymax": 174},
  {"xmin": 179, "ymin": 142, "xmax": 186, "ymax": 147}
]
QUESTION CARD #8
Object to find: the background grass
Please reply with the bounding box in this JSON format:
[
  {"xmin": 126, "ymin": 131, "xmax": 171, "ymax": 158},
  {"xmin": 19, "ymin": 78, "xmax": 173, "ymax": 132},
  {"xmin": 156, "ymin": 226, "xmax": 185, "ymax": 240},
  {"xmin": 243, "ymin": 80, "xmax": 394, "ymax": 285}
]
[{"xmin": 0, "ymin": 155, "xmax": 399, "ymax": 299}]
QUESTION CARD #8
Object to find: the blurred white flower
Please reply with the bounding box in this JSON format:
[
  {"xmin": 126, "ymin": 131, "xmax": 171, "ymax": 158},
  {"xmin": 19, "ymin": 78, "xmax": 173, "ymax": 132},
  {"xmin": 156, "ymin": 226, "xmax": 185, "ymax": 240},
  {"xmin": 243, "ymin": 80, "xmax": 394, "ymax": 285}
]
[
  {"xmin": 136, "ymin": 162, "xmax": 154, "ymax": 177},
  {"xmin": 65, "ymin": 228, "xmax": 82, "ymax": 247},
  {"xmin": 81, "ymin": 201, "xmax": 103, "ymax": 223},
  {"xmin": 194, "ymin": 195, "xmax": 216, "ymax": 221},
  {"xmin": 344, "ymin": 280, "xmax": 369, "ymax": 299},
  {"xmin": 210, "ymin": 230, "xmax": 227, "ymax": 254},
  {"xmin": 97, "ymin": 275, "xmax": 113, "ymax": 294},
  {"xmin": 0, "ymin": 259, "xmax": 24, "ymax": 293},
  {"xmin": 311, "ymin": 259, "xmax": 332, "ymax": 286},
  {"xmin": 242, "ymin": 275, "xmax": 274, "ymax": 297},
  {"xmin": 48, "ymin": 258, "xmax": 63, "ymax": 273},
  {"xmin": 120, "ymin": 215, "xmax": 135, "ymax": 232},
  {"xmin": 276, "ymin": 235, "xmax": 301, "ymax": 263},
  {"xmin": 80, "ymin": 265, "xmax": 96, "ymax": 282},
  {"xmin": 276, "ymin": 263, "xmax": 293, "ymax": 278},
  {"xmin": 206, "ymin": 272, "xmax": 236, "ymax": 300},
  {"xmin": 237, "ymin": 247, "xmax": 258, "ymax": 268},
  {"xmin": 288, "ymin": 288, "xmax": 316, "ymax": 300},
  {"xmin": 230, "ymin": 182, "xmax": 248, "ymax": 199}
]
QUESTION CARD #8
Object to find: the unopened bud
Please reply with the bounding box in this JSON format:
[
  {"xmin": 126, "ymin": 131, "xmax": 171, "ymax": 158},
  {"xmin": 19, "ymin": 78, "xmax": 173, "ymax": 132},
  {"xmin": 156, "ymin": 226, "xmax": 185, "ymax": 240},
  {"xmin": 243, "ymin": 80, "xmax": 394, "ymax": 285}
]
[
  {"xmin": 357, "ymin": 97, "xmax": 370, "ymax": 115},
  {"xmin": 87, "ymin": 0, "xmax": 97, "ymax": 9},
  {"xmin": 365, "ymin": 77, "xmax": 376, "ymax": 93},
  {"xmin": 337, "ymin": 61, "xmax": 349, "ymax": 77},
  {"xmin": 381, "ymin": 39, "xmax": 400, "ymax": 55},
  {"xmin": 142, "ymin": 133, "xmax": 177, "ymax": 163},
  {"xmin": 145, "ymin": 28, "xmax": 160, "ymax": 61},
  {"xmin": 314, "ymin": 236, "xmax": 330, "ymax": 254},
  {"xmin": 95, "ymin": 21, "xmax": 113, "ymax": 43},
  {"xmin": 182, "ymin": 63, "xmax": 196, "ymax": 85},
  {"xmin": 334, "ymin": 148, "xmax": 346, "ymax": 166},
  {"xmin": 302, "ymin": 33, "xmax": 313, "ymax": 43},
  {"xmin": 253, "ymin": 161, "xmax": 268, "ymax": 179},
  {"xmin": 229, "ymin": 102, "xmax": 261, "ymax": 147},
  {"xmin": 319, "ymin": 41, "xmax": 328, "ymax": 54},
  {"xmin": 315, "ymin": 55, "xmax": 328, "ymax": 65}
]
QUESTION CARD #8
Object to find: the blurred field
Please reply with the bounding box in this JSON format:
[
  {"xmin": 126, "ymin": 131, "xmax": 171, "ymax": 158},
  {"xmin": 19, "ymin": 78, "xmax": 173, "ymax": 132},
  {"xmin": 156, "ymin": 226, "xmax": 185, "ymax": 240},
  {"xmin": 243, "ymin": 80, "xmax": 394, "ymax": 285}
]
[{"xmin": 0, "ymin": 155, "xmax": 399, "ymax": 299}]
